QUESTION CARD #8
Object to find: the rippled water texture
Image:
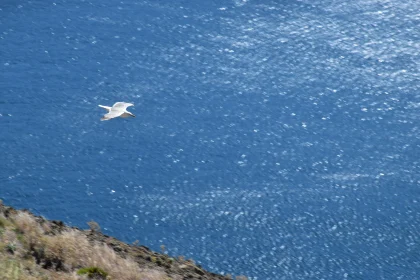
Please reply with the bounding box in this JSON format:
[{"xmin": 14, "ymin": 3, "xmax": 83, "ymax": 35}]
[{"xmin": 1, "ymin": 0, "xmax": 420, "ymax": 279}]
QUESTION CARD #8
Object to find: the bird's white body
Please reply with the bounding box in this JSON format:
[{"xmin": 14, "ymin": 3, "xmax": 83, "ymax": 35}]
[{"xmin": 99, "ymin": 102, "xmax": 135, "ymax": 121}]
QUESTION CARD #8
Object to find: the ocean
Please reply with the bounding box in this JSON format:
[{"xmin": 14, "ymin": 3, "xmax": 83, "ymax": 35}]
[{"xmin": 1, "ymin": 0, "xmax": 420, "ymax": 279}]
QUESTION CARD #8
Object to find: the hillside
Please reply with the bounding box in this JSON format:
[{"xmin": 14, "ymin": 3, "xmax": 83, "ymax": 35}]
[{"xmin": 0, "ymin": 201, "xmax": 246, "ymax": 280}]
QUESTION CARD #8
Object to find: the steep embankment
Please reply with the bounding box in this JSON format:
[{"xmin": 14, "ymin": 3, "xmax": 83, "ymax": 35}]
[{"xmin": 0, "ymin": 202, "xmax": 245, "ymax": 280}]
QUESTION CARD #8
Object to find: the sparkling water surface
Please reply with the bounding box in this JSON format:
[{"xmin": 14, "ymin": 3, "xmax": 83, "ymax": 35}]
[{"xmin": 1, "ymin": 0, "xmax": 420, "ymax": 279}]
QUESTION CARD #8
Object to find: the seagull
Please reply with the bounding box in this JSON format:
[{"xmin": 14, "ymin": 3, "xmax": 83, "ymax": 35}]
[{"xmin": 98, "ymin": 102, "xmax": 135, "ymax": 121}]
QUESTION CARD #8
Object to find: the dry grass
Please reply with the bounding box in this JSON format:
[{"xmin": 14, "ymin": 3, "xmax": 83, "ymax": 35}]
[
  {"xmin": 0, "ymin": 207, "xmax": 234, "ymax": 280},
  {"xmin": 0, "ymin": 254, "xmax": 79, "ymax": 280},
  {"xmin": 0, "ymin": 213, "xmax": 12, "ymax": 228},
  {"xmin": 1, "ymin": 211, "xmax": 169, "ymax": 280},
  {"xmin": 42, "ymin": 229, "xmax": 168, "ymax": 279},
  {"xmin": 13, "ymin": 212, "xmax": 44, "ymax": 248}
]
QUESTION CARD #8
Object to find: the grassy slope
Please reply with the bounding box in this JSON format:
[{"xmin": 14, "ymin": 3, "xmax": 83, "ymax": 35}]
[{"xmin": 0, "ymin": 202, "xmax": 247, "ymax": 280}]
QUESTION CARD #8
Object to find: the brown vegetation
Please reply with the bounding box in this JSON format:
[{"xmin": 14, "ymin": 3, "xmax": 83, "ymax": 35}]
[{"xmin": 0, "ymin": 202, "xmax": 246, "ymax": 280}]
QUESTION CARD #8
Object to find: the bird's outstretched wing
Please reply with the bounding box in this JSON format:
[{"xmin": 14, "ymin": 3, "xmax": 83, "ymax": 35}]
[
  {"xmin": 112, "ymin": 102, "xmax": 134, "ymax": 110},
  {"xmin": 98, "ymin": 105, "xmax": 111, "ymax": 111},
  {"xmin": 101, "ymin": 110, "xmax": 124, "ymax": 121}
]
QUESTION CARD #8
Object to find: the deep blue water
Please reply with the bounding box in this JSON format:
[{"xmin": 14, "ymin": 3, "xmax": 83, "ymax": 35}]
[{"xmin": 1, "ymin": 0, "xmax": 420, "ymax": 279}]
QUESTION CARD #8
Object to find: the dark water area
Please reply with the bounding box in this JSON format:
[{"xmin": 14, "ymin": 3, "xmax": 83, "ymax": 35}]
[{"xmin": 1, "ymin": 0, "xmax": 420, "ymax": 279}]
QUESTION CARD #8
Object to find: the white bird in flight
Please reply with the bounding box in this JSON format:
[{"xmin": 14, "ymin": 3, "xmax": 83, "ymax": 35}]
[{"xmin": 98, "ymin": 102, "xmax": 135, "ymax": 121}]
